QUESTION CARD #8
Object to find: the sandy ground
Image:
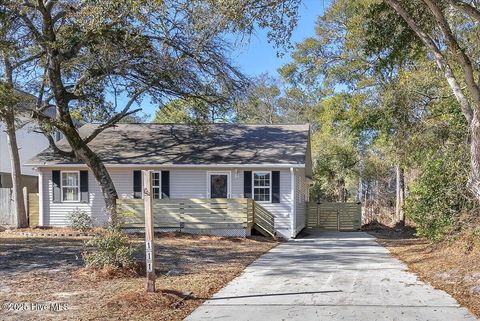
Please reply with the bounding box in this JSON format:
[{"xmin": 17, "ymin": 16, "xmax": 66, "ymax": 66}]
[
  {"xmin": 369, "ymin": 228, "xmax": 480, "ymax": 318},
  {"xmin": 0, "ymin": 232, "xmax": 277, "ymax": 321}
]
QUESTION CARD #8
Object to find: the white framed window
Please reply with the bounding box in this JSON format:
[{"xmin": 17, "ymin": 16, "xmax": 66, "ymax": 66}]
[
  {"xmin": 152, "ymin": 171, "xmax": 161, "ymax": 199},
  {"xmin": 253, "ymin": 171, "xmax": 271, "ymax": 203},
  {"xmin": 61, "ymin": 171, "xmax": 80, "ymax": 202}
]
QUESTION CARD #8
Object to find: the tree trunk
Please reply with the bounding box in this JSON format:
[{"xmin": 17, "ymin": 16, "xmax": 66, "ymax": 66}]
[
  {"xmin": 358, "ymin": 176, "xmax": 363, "ymax": 203},
  {"xmin": 395, "ymin": 164, "xmax": 405, "ymax": 228},
  {"xmin": 468, "ymin": 111, "xmax": 480, "ymax": 200},
  {"xmin": 337, "ymin": 178, "xmax": 346, "ymax": 202},
  {"xmin": 77, "ymin": 146, "xmax": 118, "ymax": 226},
  {"xmin": 385, "ymin": 0, "xmax": 480, "ymax": 206},
  {"xmin": 62, "ymin": 128, "xmax": 119, "ymax": 226},
  {"xmin": 5, "ymin": 117, "xmax": 27, "ymax": 228}
]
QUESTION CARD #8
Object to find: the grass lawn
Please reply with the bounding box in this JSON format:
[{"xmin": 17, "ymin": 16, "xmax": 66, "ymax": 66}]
[
  {"xmin": 0, "ymin": 232, "xmax": 277, "ymax": 321},
  {"xmin": 368, "ymin": 228, "xmax": 480, "ymax": 319}
]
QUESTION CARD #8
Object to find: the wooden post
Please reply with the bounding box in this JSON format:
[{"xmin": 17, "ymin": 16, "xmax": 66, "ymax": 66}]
[
  {"xmin": 23, "ymin": 187, "xmax": 28, "ymax": 226},
  {"xmin": 38, "ymin": 171, "xmax": 44, "ymax": 226},
  {"xmin": 143, "ymin": 170, "xmax": 156, "ymax": 292}
]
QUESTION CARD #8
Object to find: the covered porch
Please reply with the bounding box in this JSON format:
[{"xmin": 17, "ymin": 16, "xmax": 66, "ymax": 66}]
[{"xmin": 117, "ymin": 198, "xmax": 276, "ymax": 238}]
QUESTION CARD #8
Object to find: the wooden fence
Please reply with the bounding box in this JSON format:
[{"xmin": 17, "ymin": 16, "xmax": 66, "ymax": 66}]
[
  {"xmin": 118, "ymin": 198, "xmax": 276, "ymax": 237},
  {"xmin": 0, "ymin": 188, "xmax": 16, "ymax": 226},
  {"xmin": 306, "ymin": 202, "xmax": 362, "ymax": 231},
  {"xmin": 0, "ymin": 188, "xmax": 40, "ymax": 227},
  {"xmin": 28, "ymin": 193, "xmax": 39, "ymax": 227},
  {"xmin": 118, "ymin": 198, "xmax": 252, "ymax": 230}
]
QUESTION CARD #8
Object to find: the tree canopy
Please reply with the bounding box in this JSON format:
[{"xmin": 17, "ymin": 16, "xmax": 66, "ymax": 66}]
[
  {"xmin": 0, "ymin": 0, "xmax": 301, "ymax": 221},
  {"xmin": 275, "ymin": 0, "xmax": 475, "ymax": 237}
]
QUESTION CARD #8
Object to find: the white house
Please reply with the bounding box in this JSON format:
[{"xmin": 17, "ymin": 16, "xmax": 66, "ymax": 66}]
[
  {"xmin": 0, "ymin": 115, "xmax": 60, "ymax": 192},
  {"xmin": 26, "ymin": 124, "xmax": 313, "ymax": 238}
]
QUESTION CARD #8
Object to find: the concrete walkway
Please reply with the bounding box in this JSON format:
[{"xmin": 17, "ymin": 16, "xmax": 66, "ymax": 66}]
[{"xmin": 185, "ymin": 231, "xmax": 477, "ymax": 321}]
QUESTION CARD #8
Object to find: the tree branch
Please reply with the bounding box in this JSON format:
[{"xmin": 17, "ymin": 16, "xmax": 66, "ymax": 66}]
[
  {"xmin": 423, "ymin": 0, "xmax": 480, "ymax": 110},
  {"xmin": 40, "ymin": 130, "xmax": 75, "ymax": 158},
  {"xmin": 450, "ymin": 0, "xmax": 480, "ymax": 23},
  {"xmin": 18, "ymin": 12, "xmax": 42, "ymax": 41},
  {"xmin": 45, "ymin": 0, "xmax": 58, "ymax": 13},
  {"xmin": 31, "ymin": 107, "xmax": 68, "ymax": 131},
  {"xmin": 83, "ymin": 90, "xmax": 145, "ymax": 145},
  {"xmin": 384, "ymin": 0, "xmax": 474, "ymax": 124},
  {"xmin": 12, "ymin": 51, "xmax": 44, "ymax": 69}
]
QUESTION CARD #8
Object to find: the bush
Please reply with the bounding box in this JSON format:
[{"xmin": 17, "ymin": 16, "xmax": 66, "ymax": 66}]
[
  {"xmin": 82, "ymin": 228, "xmax": 136, "ymax": 268},
  {"xmin": 67, "ymin": 209, "xmax": 93, "ymax": 232},
  {"xmin": 405, "ymin": 148, "xmax": 471, "ymax": 240}
]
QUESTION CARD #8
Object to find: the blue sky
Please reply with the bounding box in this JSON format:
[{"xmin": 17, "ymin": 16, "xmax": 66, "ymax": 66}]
[
  {"xmin": 141, "ymin": 0, "xmax": 329, "ymax": 119},
  {"xmin": 233, "ymin": 0, "xmax": 328, "ymax": 76}
]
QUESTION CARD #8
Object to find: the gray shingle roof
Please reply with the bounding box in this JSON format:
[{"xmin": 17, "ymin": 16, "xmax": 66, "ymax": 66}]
[{"xmin": 27, "ymin": 123, "xmax": 310, "ymax": 166}]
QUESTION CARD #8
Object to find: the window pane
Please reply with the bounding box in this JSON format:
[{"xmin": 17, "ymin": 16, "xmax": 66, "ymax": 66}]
[
  {"xmin": 152, "ymin": 173, "xmax": 160, "ymax": 187},
  {"xmin": 264, "ymin": 176, "xmax": 270, "ymax": 186},
  {"xmin": 254, "ymin": 188, "xmax": 270, "ymax": 202},
  {"xmin": 153, "ymin": 187, "xmax": 160, "ymax": 199},
  {"xmin": 152, "ymin": 173, "xmax": 160, "ymax": 186},
  {"xmin": 63, "ymin": 187, "xmax": 79, "ymax": 201},
  {"xmin": 62, "ymin": 172, "xmax": 78, "ymax": 186},
  {"xmin": 254, "ymin": 173, "xmax": 270, "ymax": 187}
]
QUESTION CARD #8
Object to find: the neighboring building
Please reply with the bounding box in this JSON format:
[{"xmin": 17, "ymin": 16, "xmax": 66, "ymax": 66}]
[
  {"xmin": 26, "ymin": 124, "xmax": 313, "ymax": 238},
  {"xmin": 0, "ymin": 116, "xmax": 56, "ymax": 192}
]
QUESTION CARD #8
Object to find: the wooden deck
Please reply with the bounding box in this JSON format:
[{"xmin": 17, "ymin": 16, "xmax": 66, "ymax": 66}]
[{"xmin": 117, "ymin": 198, "xmax": 276, "ymax": 237}]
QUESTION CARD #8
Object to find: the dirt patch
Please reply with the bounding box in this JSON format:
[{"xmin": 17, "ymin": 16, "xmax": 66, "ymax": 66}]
[
  {"xmin": 0, "ymin": 236, "xmax": 85, "ymax": 275},
  {"xmin": 0, "ymin": 232, "xmax": 277, "ymax": 321},
  {"xmin": 6, "ymin": 227, "xmax": 105, "ymax": 237},
  {"xmin": 369, "ymin": 228, "xmax": 480, "ymax": 318}
]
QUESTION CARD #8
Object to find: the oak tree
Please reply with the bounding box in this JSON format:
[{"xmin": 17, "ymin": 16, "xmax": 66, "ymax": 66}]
[{"xmin": 1, "ymin": 0, "xmax": 300, "ymax": 223}]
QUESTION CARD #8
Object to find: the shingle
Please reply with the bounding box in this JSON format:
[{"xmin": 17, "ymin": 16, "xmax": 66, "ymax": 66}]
[{"xmin": 26, "ymin": 123, "xmax": 310, "ymax": 166}]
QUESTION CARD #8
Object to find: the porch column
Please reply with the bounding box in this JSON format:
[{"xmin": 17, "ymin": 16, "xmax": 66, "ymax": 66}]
[
  {"xmin": 38, "ymin": 170, "xmax": 44, "ymax": 226},
  {"xmin": 290, "ymin": 167, "xmax": 296, "ymax": 238}
]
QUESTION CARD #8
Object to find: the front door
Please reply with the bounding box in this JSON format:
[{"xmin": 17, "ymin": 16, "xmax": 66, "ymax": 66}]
[{"xmin": 208, "ymin": 172, "xmax": 230, "ymax": 198}]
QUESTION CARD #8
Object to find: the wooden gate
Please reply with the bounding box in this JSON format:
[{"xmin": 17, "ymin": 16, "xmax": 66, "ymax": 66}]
[
  {"xmin": 28, "ymin": 193, "xmax": 40, "ymax": 227},
  {"xmin": 306, "ymin": 202, "xmax": 361, "ymax": 231}
]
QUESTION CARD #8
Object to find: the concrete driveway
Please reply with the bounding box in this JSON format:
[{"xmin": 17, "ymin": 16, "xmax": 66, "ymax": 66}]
[{"xmin": 185, "ymin": 231, "xmax": 477, "ymax": 321}]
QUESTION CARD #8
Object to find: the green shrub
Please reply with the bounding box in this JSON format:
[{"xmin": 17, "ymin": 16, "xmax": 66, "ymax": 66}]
[
  {"xmin": 67, "ymin": 209, "xmax": 93, "ymax": 232},
  {"xmin": 405, "ymin": 149, "xmax": 471, "ymax": 240},
  {"xmin": 83, "ymin": 228, "xmax": 136, "ymax": 268}
]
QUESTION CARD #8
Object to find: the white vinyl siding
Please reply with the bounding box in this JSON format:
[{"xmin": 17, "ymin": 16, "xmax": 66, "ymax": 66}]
[
  {"xmin": 40, "ymin": 167, "xmax": 295, "ymax": 237},
  {"xmin": 295, "ymin": 169, "xmax": 306, "ymax": 234},
  {"xmin": 170, "ymin": 170, "xmax": 207, "ymax": 198},
  {"xmin": 41, "ymin": 168, "xmax": 134, "ymax": 226},
  {"xmin": 169, "ymin": 169, "xmax": 244, "ymax": 199},
  {"xmin": 0, "ymin": 121, "xmax": 50, "ymax": 177},
  {"xmin": 244, "ymin": 169, "xmax": 292, "ymax": 237}
]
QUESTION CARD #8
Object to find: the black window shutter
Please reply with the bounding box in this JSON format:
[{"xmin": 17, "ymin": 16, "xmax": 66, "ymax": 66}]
[
  {"xmin": 80, "ymin": 171, "xmax": 89, "ymax": 203},
  {"xmin": 161, "ymin": 171, "xmax": 170, "ymax": 198},
  {"xmin": 244, "ymin": 171, "xmax": 252, "ymax": 198},
  {"xmin": 272, "ymin": 171, "xmax": 280, "ymax": 203},
  {"xmin": 52, "ymin": 170, "xmax": 61, "ymax": 203},
  {"xmin": 133, "ymin": 170, "xmax": 142, "ymax": 199}
]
